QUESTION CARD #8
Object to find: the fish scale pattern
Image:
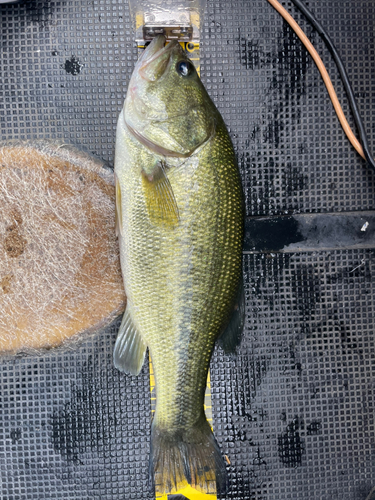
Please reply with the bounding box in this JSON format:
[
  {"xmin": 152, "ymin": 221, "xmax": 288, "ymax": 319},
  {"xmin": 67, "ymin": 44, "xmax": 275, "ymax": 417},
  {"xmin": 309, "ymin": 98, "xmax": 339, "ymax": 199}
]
[{"xmin": 1, "ymin": 0, "xmax": 375, "ymax": 499}]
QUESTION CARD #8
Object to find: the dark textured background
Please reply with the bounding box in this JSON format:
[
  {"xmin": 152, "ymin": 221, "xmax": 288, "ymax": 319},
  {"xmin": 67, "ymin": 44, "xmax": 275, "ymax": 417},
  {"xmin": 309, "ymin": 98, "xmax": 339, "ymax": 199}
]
[{"xmin": 1, "ymin": 1, "xmax": 375, "ymax": 499}]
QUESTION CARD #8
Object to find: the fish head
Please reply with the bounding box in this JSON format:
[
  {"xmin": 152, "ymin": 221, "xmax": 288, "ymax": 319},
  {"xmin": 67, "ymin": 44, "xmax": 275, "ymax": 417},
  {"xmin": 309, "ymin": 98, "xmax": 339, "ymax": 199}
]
[{"xmin": 124, "ymin": 35, "xmax": 216, "ymax": 158}]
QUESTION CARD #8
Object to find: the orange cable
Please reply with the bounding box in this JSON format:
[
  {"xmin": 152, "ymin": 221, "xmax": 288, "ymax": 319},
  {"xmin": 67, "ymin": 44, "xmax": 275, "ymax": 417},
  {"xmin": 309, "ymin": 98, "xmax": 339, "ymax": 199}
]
[{"xmin": 266, "ymin": 0, "xmax": 366, "ymax": 160}]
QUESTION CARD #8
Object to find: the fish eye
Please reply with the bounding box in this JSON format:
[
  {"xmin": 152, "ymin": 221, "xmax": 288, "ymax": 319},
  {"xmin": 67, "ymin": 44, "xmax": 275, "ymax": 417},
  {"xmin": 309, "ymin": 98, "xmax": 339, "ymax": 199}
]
[{"xmin": 176, "ymin": 60, "xmax": 194, "ymax": 77}]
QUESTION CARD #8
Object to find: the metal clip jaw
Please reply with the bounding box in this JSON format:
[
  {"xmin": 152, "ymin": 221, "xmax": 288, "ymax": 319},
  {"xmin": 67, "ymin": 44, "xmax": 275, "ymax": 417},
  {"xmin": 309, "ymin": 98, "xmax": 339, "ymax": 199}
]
[
  {"xmin": 128, "ymin": 0, "xmax": 206, "ymax": 45},
  {"xmin": 143, "ymin": 25, "xmax": 194, "ymax": 42}
]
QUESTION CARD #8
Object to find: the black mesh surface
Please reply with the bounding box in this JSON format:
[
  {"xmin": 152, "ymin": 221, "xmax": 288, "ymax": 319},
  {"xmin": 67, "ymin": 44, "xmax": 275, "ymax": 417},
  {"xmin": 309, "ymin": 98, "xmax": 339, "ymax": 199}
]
[
  {"xmin": 1, "ymin": 0, "xmax": 375, "ymax": 499},
  {"xmin": 212, "ymin": 250, "xmax": 375, "ymax": 499},
  {"xmin": 0, "ymin": 323, "xmax": 152, "ymax": 500}
]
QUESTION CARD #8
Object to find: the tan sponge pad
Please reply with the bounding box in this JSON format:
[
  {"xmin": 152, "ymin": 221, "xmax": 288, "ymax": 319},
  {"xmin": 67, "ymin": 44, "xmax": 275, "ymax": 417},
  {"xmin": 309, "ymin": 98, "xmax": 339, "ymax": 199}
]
[{"xmin": 0, "ymin": 141, "xmax": 125, "ymax": 354}]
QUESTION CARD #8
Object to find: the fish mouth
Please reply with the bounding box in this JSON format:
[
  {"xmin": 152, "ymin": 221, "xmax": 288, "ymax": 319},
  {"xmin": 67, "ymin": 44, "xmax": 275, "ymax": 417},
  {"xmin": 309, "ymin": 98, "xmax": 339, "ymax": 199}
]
[
  {"xmin": 138, "ymin": 36, "xmax": 180, "ymax": 82},
  {"xmin": 126, "ymin": 35, "xmax": 180, "ymax": 115},
  {"xmin": 138, "ymin": 35, "xmax": 179, "ymax": 64}
]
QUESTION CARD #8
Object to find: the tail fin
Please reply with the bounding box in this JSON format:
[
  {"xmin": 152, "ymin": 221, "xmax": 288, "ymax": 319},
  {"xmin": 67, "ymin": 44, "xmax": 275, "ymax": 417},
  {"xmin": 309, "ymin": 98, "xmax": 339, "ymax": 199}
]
[{"xmin": 150, "ymin": 415, "xmax": 229, "ymax": 496}]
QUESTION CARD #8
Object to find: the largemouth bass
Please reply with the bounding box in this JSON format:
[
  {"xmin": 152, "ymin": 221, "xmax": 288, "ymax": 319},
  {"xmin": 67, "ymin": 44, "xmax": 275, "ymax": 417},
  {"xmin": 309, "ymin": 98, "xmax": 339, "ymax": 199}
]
[{"xmin": 114, "ymin": 35, "xmax": 244, "ymax": 495}]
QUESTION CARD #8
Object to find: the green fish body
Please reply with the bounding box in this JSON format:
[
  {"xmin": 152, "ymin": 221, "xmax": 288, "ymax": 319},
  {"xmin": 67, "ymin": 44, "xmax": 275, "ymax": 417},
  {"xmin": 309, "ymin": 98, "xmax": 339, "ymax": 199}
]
[{"xmin": 114, "ymin": 36, "xmax": 244, "ymax": 495}]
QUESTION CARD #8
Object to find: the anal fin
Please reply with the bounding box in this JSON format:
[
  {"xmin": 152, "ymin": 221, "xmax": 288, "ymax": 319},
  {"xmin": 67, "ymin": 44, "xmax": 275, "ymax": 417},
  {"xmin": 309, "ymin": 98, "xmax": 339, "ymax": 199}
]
[{"xmin": 113, "ymin": 308, "xmax": 147, "ymax": 375}]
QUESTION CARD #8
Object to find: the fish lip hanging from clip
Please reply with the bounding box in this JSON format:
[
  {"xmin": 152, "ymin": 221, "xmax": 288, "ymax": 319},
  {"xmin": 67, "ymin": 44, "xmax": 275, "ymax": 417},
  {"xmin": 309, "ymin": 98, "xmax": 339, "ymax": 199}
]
[{"xmin": 139, "ymin": 37, "xmax": 179, "ymax": 82}]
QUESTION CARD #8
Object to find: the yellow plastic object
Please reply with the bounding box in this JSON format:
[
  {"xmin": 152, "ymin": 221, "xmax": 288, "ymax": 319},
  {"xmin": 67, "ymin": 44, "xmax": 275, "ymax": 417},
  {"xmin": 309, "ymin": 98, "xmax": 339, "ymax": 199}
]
[{"xmin": 157, "ymin": 486, "xmax": 217, "ymax": 500}]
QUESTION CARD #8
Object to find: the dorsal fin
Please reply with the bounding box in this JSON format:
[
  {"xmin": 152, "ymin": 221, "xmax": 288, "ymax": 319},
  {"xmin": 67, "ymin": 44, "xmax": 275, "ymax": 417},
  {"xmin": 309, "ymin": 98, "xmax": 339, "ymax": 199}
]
[{"xmin": 218, "ymin": 277, "xmax": 245, "ymax": 354}]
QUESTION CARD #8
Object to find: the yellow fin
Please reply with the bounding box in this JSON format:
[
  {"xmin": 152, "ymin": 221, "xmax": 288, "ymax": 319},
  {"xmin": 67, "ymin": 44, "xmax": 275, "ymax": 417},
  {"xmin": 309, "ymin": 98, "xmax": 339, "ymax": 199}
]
[
  {"xmin": 150, "ymin": 415, "xmax": 228, "ymax": 496},
  {"xmin": 115, "ymin": 174, "xmax": 123, "ymax": 237},
  {"xmin": 142, "ymin": 164, "xmax": 179, "ymax": 228}
]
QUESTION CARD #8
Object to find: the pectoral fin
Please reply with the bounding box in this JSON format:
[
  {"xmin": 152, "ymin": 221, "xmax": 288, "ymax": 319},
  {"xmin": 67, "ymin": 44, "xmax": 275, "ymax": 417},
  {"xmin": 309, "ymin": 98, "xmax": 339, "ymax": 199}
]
[
  {"xmin": 113, "ymin": 308, "xmax": 147, "ymax": 375},
  {"xmin": 115, "ymin": 174, "xmax": 123, "ymax": 237},
  {"xmin": 142, "ymin": 164, "xmax": 179, "ymax": 228},
  {"xmin": 218, "ymin": 277, "xmax": 245, "ymax": 354}
]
